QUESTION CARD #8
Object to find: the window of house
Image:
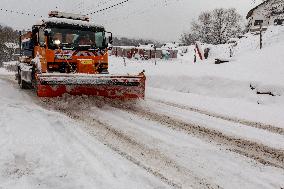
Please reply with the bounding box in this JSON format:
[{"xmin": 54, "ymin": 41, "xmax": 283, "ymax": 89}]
[
  {"xmin": 274, "ymin": 19, "xmax": 284, "ymax": 25},
  {"xmin": 254, "ymin": 20, "xmax": 263, "ymax": 26}
]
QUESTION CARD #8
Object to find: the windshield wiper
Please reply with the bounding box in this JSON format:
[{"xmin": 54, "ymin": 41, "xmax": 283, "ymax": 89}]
[
  {"xmin": 78, "ymin": 44, "xmax": 92, "ymax": 47},
  {"xmin": 60, "ymin": 43, "xmax": 74, "ymax": 50}
]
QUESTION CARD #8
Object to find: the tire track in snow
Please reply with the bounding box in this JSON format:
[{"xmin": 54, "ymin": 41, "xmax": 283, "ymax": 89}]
[
  {"xmin": 0, "ymin": 77, "xmax": 181, "ymax": 188},
  {"xmin": 40, "ymin": 98, "xmax": 222, "ymax": 189},
  {"xmin": 1, "ymin": 75, "xmax": 282, "ymax": 186},
  {"xmin": 21, "ymin": 82, "xmax": 284, "ymax": 171},
  {"xmin": 116, "ymin": 104, "xmax": 284, "ymax": 169},
  {"xmin": 148, "ymin": 98, "xmax": 284, "ymax": 135},
  {"xmin": 0, "ymin": 77, "xmax": 182, "ymax": 188}
]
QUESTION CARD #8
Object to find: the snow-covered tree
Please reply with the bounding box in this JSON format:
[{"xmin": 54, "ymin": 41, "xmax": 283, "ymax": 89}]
[
  {"xmin": 191, "ymin": 12, "xmax": 213, "ymax": 44},
  {"xmin": 180, "ymin": 32, "xmax": 198, "ymax": 45},
  {"xmin": 0, "ymin": 25, "xmax": 18, "ymax": 66},
  {"xmin": 181, "ymin": 8, "xmax": 243, "ymax": 45},
  {"xmin": 211, "ymin": 8, "xmax": 243, "ymax": 44}
]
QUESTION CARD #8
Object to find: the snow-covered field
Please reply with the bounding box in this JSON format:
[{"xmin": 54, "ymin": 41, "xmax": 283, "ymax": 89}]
[{"xmin": 0, "ymin": 26, "xmax": 284, "ymax": 189}]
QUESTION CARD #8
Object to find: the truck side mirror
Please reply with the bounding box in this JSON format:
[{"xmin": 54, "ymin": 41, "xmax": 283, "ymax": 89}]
[
  {"xmin": 106, "ymin": 32, "xmax": 113, "ymax": 44},
  {"xmin": 109, "ymin": 35, "xmax": 113, "ymax": 44},
  {"xmin": 32, "ymin": 27, "xmax": 39, "ymax": 34},
  {"xmin": 44, "ymin": 29, "xmax": 51, "ymax": 36},
  {"xmin": 44, "ymin": 30, "xmax": 49, "ymax": 36},
  {"xmin": 108, "ymin": 44, "xmax": 113, "ymax": 51}
]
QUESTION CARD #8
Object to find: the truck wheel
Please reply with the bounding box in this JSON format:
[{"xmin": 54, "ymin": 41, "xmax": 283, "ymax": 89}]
[
  {"xmin": 18, "ymin": 69, "xmax": 30, "ymax": 89},
  {"xmin": 99, "ymin": 69, "xmax": 109, "ymax": 74},
  {"xmin": 17, "ymin": 69, "xmax": 21, "ymax": 85},
  {"xmin": 20, "ymin": 79, "xmax": 30, "ymax": 89}
]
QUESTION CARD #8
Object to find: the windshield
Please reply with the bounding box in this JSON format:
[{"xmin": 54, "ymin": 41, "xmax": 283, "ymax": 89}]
[{"xmin": 49, "ymin": 28, "xmax": 105, "ymax": 49}]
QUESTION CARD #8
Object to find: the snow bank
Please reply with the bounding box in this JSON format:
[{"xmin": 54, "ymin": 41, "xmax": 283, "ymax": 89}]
[
  {"xmin": 2, "ymin": 61, "xmax": 18, "ymax": 73},
  {"xmin": 109, "ymin": 26, "xmax": 284, "ymax": 125},
  {"xmin": 0, "ymin": 68, "xmax": 15, "ymax": 76},
  {"xmin": 111, "ymin": 26, "xmax": 284, "ymax": 98}
]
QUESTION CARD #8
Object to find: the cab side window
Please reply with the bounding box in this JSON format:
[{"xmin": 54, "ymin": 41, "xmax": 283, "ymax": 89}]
[{"xmin": 39, "ymin": 28, "xmax": 45, "ymax": 46}]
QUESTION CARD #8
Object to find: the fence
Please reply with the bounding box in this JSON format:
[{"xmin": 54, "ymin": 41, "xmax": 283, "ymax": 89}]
[{"xmin": 111, "ymin": 46, "xmax": 178, "ymax": 59}]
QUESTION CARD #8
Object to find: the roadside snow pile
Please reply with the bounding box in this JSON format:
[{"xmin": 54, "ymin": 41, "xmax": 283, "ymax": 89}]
[
  {"xmin": 109, "ymin": 26, "xmax": 284, "ymax": 105},
  {"xmin": 234, "ymin": 26, "xmax": 284, "ymax": 56},
  {"xmin": 2, "ymin": 61, "xmax": 18, "ymax": 72},
  {"xmin": 0, "ymin": 67, "xmax": 15, "ymax": 76},
  {"xmin": 206, "ymin": 43, "xmax": 232, "ymax": 60}
]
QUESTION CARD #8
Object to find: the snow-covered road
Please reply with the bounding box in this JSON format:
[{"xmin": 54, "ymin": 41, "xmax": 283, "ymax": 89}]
[
  {"xmin": 0, "ymin": 71, "xmax": 169, "ymax": 189},
  {"xmin": 1, "ymin": 68, "xmax": 283, "ymax": 189}
]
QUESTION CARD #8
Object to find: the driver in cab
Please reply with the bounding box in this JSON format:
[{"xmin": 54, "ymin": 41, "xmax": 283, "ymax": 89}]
[{"xmin": 78, "ymin": 34, "xmax": 93, "ymax": 45}]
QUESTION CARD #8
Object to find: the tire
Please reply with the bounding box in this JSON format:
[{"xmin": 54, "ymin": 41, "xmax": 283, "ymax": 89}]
[
  {"xmin": 18, "ymin": 69, "xmax": 31, "ymax": 89},
  {"xmin": 20, "ymin": 79, "xmax": 30, "ymax": 89},
  {"xmin": 99, "ymin": 69, "xmax": 109, "ymax": 74},
  {"xmin": 17, "ymin": 68, "xmax": 21, "ymax": 85}
]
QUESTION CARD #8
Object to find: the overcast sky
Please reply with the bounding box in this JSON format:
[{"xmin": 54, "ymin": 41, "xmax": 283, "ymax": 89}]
[{"xmin": 0, "ymin": 0, "xmax": 263, "ymax": 42}]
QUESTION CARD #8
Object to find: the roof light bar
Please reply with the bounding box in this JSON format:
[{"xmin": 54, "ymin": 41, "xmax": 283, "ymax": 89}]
[{"xmin": 48, "ymin": 11, "xmax": 90, "ymax": 22}]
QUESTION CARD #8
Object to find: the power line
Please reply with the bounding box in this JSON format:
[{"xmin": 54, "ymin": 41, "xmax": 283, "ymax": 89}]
[
  {"xmin": 101, "ymin": 0, "xmax": 179, "ymax": 25},
  {"xmin": 83, "ymin": 0, "xmax": 118, "ymax": 14},
  {"xmin": 0, "ymin": 8, "xmax": 43, "ymax": 18},
  {"xmin": 86, "ymin": 0, "xmax": 131, "ymax": 15}
]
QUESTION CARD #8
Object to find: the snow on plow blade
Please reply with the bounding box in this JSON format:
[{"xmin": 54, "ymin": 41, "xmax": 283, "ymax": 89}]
[{"xmin": 36, "ymin": 73, "xmax": 146, "ymax": 99}]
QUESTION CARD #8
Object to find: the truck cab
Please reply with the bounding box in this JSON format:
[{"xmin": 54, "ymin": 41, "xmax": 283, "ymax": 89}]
[
  {"xmin": 21, "ymin": 11, "xmax": 112, "ymax": 74},
  {"xmin": 17, "ymin": 11, "xmax": 145, "ymax": 100}
]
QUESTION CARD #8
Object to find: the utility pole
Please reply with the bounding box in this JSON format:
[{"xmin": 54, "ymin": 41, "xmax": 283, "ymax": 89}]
[
  {"xmin": 19, "ymin": 30, "xmax": 22, "ymax": 56},
  {"xmin": 260, "ymin": 23, "xmax": 263, "ymax": 49},
  {"xmin": 123, "ymin": 49, "xmax": 126, "ymax": 67},
  {"xmin": 154, "ymin": 45, "xmax": 157, "ymax": 66}
]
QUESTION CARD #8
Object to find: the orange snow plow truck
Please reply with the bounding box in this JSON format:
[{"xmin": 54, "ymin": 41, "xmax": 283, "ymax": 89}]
[{"xmin": 17, "ymin": 11, "xmax": 145, "ymax": 99}]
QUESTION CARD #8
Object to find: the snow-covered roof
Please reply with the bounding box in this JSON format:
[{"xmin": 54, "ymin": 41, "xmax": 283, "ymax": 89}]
[
  {"xmin": 38, "ymin": 17, "xmax": 102, "ymax": 28},
  {"xmin": 22, "ymin": 38, "xmax": 31, "ymax": 43},
  {"xmin": 161, "ymin": 42, "xmax": 179, "ymax": 50},
  {"xmin": 4, "ymin": 42, "xmax": 19, "ymax": 49},
  {"xmin": 246, "ymin": 0, "xmax": 271, "ymax": 19},
  {"xmin": 136, "ymin": 44, "xmax": 155, "ymax": 50}
]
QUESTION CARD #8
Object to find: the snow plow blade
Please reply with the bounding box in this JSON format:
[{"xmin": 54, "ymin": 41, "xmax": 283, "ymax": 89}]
[{"xmin": 36, "ymin": 73, "xmax": 146, "ymax": 99}]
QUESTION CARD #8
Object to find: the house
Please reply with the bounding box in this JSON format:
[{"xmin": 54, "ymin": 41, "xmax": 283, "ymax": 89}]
[
  {"xmin": 161, "ymin": 42, "xmax": 178, "ymax": 50},
  {"xmin": 111, "ymin": 43, "xmax": 180, "ymax": 60},
  {"xmin": 111, "ymin": 46, "xmax": 135, "ymax": 58},
  {"xmin": 111, "ymin": 44, "xmax": 164, "ymax": 60},
  {"xmin": 160, "ymin": 43, "xmax": 179, "ymax": 59},
  {"xmin": 246, "ymin": 0, "xmax": 284, "ymax": 32},
  {"xmin": 4, "ymin": 42, "xmax": 20, "ymax": 61}
]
